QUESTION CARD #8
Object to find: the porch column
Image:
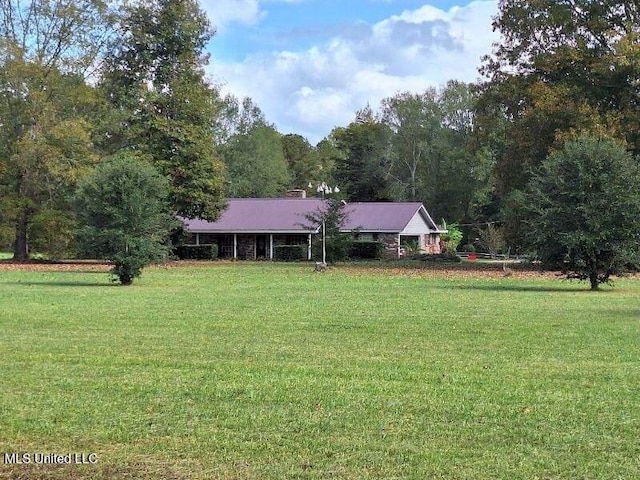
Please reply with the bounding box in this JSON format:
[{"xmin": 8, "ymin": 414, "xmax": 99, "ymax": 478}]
[
  {"xmin": 397, "ymin": 234, "xmax": 401, "ymax": 258},
  {"xmin": 269, "ymin": 234, "xmax": 274, "ymax": 260},
  {"xmin": 195, "ymin": 233, "xmax": 200, "ymax": 246},
  {"xmin": 308, "ymin": 234, "xmax": 312, "ymax": 260},
  {"xmin": 233, "ymin": 234, "xmax": 237, "ymax": 259}
]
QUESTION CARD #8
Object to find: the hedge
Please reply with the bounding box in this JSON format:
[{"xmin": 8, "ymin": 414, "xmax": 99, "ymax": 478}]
[
  {"xmin": 274, "ymin": 244, "xmax": 307, "ymax": 261},
  {"xmin": 174, "ymin": 244, "xmax": 219, "ymax": 260},
  {"xmin": 350, "ymin": 241, "xmax": 385, "ymax": 259}
]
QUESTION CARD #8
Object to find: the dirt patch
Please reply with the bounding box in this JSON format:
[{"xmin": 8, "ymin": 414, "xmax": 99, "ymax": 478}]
[{"xmin": 0, "ymin": 260, "xmax": 111, "ymax": 273}]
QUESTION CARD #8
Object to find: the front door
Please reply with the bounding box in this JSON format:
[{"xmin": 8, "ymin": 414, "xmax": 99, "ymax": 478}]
[{"xmin": 256, "ymin": 235, "xmax": 268, "ymax": 258}]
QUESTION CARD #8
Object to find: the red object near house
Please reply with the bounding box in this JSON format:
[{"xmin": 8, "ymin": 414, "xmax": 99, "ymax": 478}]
[{"xmin": 468, "ymin": 253, "xmax": 477, "ymax": 261}]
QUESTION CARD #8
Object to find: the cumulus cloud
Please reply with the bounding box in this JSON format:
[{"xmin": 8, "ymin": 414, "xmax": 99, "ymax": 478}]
[
  {"xmin": 207, "ymin": 1, "xmax": 499, "ymax": 144},
  {"xmin": 199, "ymin": 0, "xmax": 263, "ymax": 31}
]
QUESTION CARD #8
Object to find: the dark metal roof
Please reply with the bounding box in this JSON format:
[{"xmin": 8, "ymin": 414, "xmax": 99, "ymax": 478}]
[
  {"xmin": 341, "ymin": 202, "xmax": 427, "ymax": 232},
  {"xmin": 180, "ymin": 199, "xmax": 443, "ymax": 234},
  {"xmin": 181, "ymin": 198, "xmax": 325, "ymax": 233}
]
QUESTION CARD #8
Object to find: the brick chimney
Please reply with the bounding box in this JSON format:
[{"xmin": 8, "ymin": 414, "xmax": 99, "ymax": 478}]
[{"xmin": 285, "ymin": 189, "xmax": 307, "ymax": 198}]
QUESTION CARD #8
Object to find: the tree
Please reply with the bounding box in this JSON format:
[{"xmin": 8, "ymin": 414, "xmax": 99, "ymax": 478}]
[
  {"xmin": 478, "ymin": 0, "xmax": 640, "ymax": 246},
  {"xmin": 332, "ymin": 107, "xmax": 394, "ymax": 201},
  {"xmin": 0, "ymin": 63, "xmax": 100, "ymax": 259},
  {"xmin": 221, "ymin": 124, "xmax": 290, "ymax": 198},
  {"xmin": 213, "ymin": 94, "xmax": 291, "ymax": 197},
  {"xmin": 213, "ymin": 95, "xmax": 266, "ymax": 144},
  {"xmin": 380, "ymin": 82, "xmax": 494, "ymax": 222},
  {"xmin": 0, "ymin": 0, "xmax": 116, "ymax": 259},
  {"xmin": 524, "ymin": 136, "xmax": 640, "ymax": 290},
  {"xmin": 74, "ymin": 153, "xmax": 174, "ymax": 285},
  {"xmin": 305, "ymin": 196, "xmax": 352, "ymax": 264},
  {"xmin": 281, "ymin": 134, "xmax": 322, "ymax": 189},
  {"xmin": 382, "ymin": 89, "xmax": 442, "ymax": 202},
  {"xmin": 100, "ymin": 0, "xmax": 225, "ymax": 221}
]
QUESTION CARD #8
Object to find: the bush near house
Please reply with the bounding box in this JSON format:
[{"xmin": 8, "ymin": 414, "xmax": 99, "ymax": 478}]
[
  {"xmin": 273, "ymin": 245, "xmax": 307, "ymax": 261},
  {"xmin": 406, "ymin": 252, "xmax": 462, "ymax": 263},
  {"xmin": 175, "ymin": 244, "xmax": 219, "ymax": 260},
  {"xmin": 350, "ymin": 240, "xmax": 385, "ymax": 259}
]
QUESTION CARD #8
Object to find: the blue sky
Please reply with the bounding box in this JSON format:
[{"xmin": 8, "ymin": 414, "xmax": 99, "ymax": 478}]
[{"xmin": 200, "ymin": 0, "xmax": 499, "ymax": 144}]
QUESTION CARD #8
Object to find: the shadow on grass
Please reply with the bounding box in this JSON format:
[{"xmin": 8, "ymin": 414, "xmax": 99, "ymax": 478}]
[{"xmin": 431, "ymin": 283, "xmax": 597, "ymax": 293}]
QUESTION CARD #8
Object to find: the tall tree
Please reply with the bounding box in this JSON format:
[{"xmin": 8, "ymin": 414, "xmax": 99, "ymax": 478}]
[
  {"xmin": 381, "ymin": 89, "xmax": 442, "ymax": 202},
  {"xmin": 281, "ymin": 134, "xmax": 322, "ymax": 189},
  {"xmin": 379, "ymin": 82, "xmax": 493, "ymax": 222},
  {"xmin": 478, "ymin": 0, "xmax": 640, "ymax": 229},
  {"xmin": 0, "ymin": 0, "xmax": 115, "ymax": 259},
  {"xmin": 332, "ymin": 107, "xmax": 394, "ymax": 201},
  {"xmin": 100, "ymin": 0, "xmax": 225, "ymax": 221},
  {"xmin": 214, "ymin": 94, "xmax": 290, "ymax": 197},
  {"xmin": 221, "ymin": 124, "xmax": 290, "ymax": 198}
]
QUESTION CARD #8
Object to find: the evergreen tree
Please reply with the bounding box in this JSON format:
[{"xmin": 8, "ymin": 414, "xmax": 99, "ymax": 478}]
[{"xmin": 75, "ymin": 153, "xmax": 174, "ymax": 285}]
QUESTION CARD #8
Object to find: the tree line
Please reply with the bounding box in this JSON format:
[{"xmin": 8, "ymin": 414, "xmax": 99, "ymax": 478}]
[{"xmin": 1, "ymin": 0, "xmax": 639, "ymax": 288}]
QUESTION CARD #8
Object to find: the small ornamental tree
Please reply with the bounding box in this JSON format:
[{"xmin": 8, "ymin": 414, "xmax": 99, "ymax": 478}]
[
  {"xmin": 306, "ymin": 197, "xmax": 352, "ymax": 264},
  {"xmin": 524, "ymin": 136, "xmax": 640, "ymax": 290},
  {"xmin": 75, "ymin": 153, "xmax": 175, "ymax": 285}
]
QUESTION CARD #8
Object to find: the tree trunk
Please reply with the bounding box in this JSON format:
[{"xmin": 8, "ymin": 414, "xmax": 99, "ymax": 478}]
[
  {"xmin": 589, "ymin": 271, "xmax": 599, "ymax": 291},
  {"xmin": 13, "ymin": 210, "xmax": 29, "ymax": 261}
]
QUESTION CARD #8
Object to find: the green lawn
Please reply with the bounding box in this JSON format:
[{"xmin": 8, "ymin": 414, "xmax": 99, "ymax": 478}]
[{"xmin": 0, "ymin": 263, "xmax": 638, "ymax": 479}]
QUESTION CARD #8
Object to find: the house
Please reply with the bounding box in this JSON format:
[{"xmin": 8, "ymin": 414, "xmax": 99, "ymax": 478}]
[
  {"xmin": 179, "ymin": 198, "xmax": 445, "ymax": 260},
  {"xmin": 341, "ymin": 202, "xmax": 446, "ymax": 257}
]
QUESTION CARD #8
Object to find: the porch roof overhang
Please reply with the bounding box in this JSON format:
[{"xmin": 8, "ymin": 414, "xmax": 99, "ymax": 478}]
[{"xmin": 187, "ymin": 229, "xmax": 318, "ymax": 235}]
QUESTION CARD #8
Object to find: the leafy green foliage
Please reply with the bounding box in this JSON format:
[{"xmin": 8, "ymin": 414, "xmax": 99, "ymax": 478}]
[
  {"xmin": 273, "ymin": 244, "xmax": 307, "ymax": 261},
  {"xmin": 439, "ymin": 220, "xmax": 463, "ymax": 254},
  {"xmin": 220, "ymin": 125, "xmax": 291, "ymax": 198},
  {"xmin": 0, "ymin": 1, "xmax": 115, "ymax": 259},
  {"xmin": 0, "ymin": 60, "xmax": 99, "ymax": 259},
  {"xmin": 350, "ymin": 241, "xmax": 384, "ymax": 259},
  {"xmin": 174, "ymin": 244, "xmax": 219, "ymax": 260},
  {"xmin": 524, "ymin": 136, "xmax": 640, "ymax": 289},
  {"xmin": 281, "ymin": 134, "xmax": 322, "ymax": 189},
  {"xmin": 74, "ymin": 153, "xmax": 174, "ymax": 285},
  {"xmin": 100, "ymin": 0, "xmax": 225, "ymax": 221},
  {"xmin": 331, "ymin": 83, "xmax": 493, "ymax": 223},
  {"xmin": 332, "ymin": 108, "xmax": 394, "ymax": 201},
  {"xmin": 478, "ymin": 0, "xmax": 640, "ymax": 247},
  {"xmin": 306, "ymin": 198, "xmax": 353, "ymax": 263}
]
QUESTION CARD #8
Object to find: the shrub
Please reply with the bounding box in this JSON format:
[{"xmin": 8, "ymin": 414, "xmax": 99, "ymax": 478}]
[
  {"xmin": 175, "ymin": 244, "xmax": 218, "ymax": 260},
  {"xmin": 351, "ymin": 241, "xmax": 385, "ymax": 259},
  {"xmin": 311, "ymin": 235, "xmax": 352, "ymax": 263},
  {"xmin": 407, "ymin": 252, "xmax": 462, "ymax": 263},
  {"xmin": 74, "ymin": 153, "xmax": 174, "ymax": 285},
  {"xmin": 440, "ymin": 220, "xmax": 463, "ymax": 253},
  {"xmin": 461, "ymin": 243, "xmax": 476, "ymax": 252},
  {"xmin": 274, "ymin": 244, "xmax": 307, "ymax": 261}
]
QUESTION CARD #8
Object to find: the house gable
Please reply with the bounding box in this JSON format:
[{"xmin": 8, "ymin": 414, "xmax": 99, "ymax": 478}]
[{"xmin": 400, "ymin": 205, "xmax": 444, "ymax": 235}]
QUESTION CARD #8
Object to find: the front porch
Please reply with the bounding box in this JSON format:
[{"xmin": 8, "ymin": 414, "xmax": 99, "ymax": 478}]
[{"xmin": 184, "ymin": 233, "xmax": 312, "ymax": 260}]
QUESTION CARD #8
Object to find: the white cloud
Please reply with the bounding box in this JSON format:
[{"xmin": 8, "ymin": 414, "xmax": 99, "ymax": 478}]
[
  {"xmin": 207, "ymin": 1, "xmax": 499, "ymax": 144},
  {"xmin": 199, "ymin": 0, "xmax": 262, "ymax": 31},
  {"xmin": 200, "ymin": 0, "xmax": 304, "ymax": 31}
]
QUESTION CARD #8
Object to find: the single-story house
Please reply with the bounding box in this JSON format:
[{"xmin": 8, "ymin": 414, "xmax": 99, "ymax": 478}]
[{"xmin": 179, "ymin": 198, "xmax": 446, "ymax": 260}]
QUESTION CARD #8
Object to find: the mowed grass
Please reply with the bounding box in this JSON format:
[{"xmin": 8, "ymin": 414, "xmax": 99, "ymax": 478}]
[{"xmin": 0, "ymin": 263, "xmax": 638, "ymax": 479}]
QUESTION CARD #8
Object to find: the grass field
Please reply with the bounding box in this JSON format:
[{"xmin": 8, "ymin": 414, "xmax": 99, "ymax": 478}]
[{"xmin": 0, "ymin": 262, "xmax": 638, "ymax": 479}]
